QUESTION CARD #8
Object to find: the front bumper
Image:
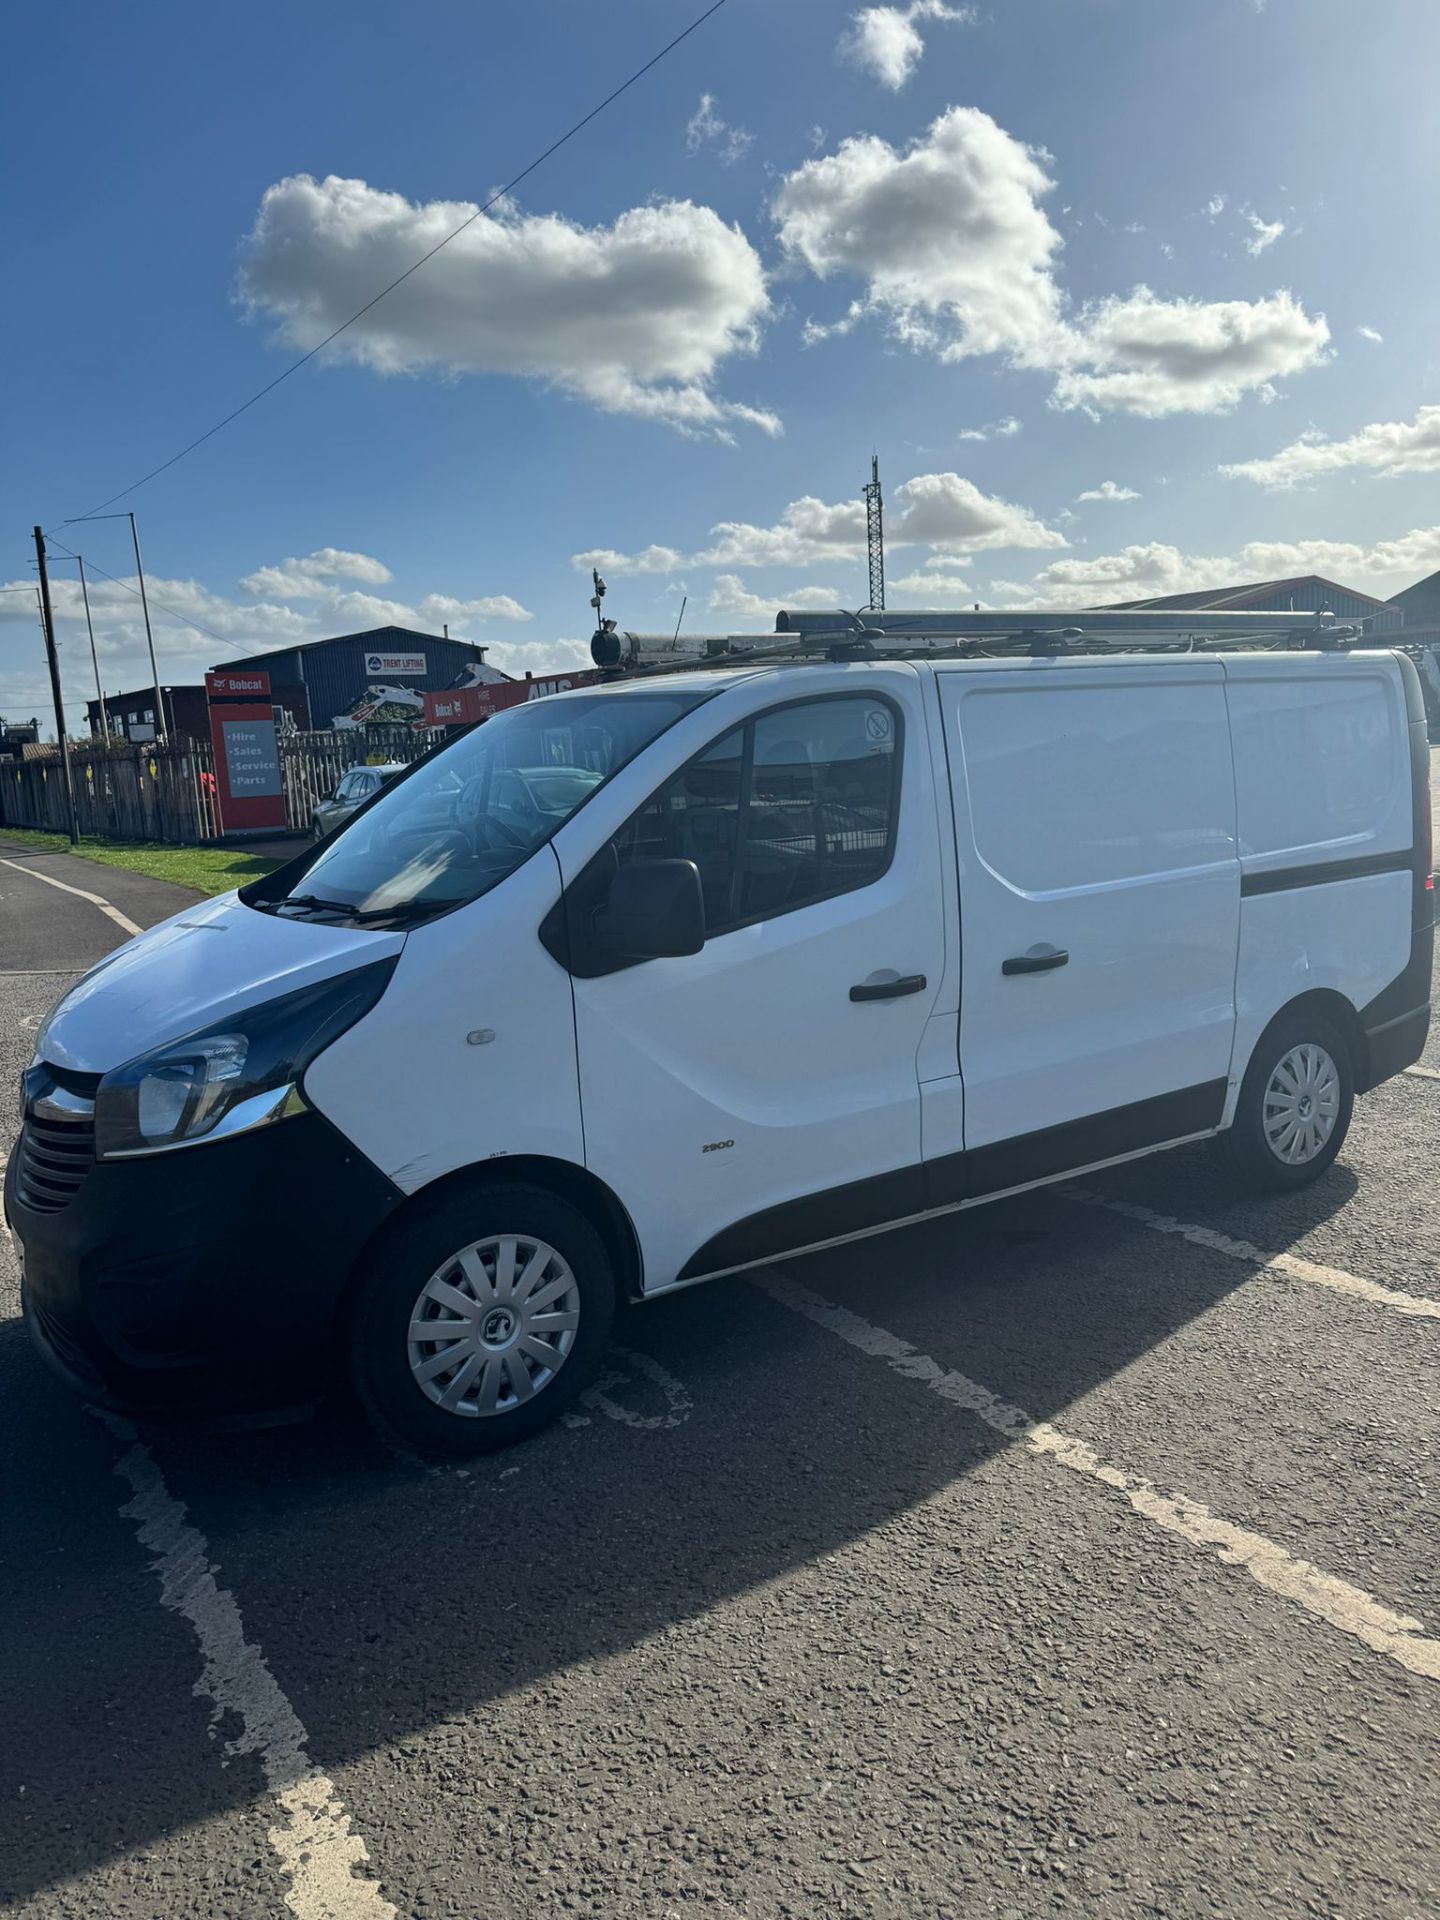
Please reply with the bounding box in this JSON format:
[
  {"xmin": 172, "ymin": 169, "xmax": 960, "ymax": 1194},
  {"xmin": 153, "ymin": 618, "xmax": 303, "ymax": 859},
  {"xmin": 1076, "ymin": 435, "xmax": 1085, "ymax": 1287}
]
[{"xmin": 6, "ymin": 1108, "xmax": 402, "ymax": 1417}]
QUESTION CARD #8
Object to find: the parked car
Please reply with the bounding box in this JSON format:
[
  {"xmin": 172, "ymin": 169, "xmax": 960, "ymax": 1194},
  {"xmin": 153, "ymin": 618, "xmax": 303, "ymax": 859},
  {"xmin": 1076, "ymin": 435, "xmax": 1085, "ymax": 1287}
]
[
  {"xmin": 311, "ymin": 762, "xmax": 408, "ymax": 838},
  {"xmin": 9, "ymin": 648, "xmax": 1432, "ymax": 1458}
]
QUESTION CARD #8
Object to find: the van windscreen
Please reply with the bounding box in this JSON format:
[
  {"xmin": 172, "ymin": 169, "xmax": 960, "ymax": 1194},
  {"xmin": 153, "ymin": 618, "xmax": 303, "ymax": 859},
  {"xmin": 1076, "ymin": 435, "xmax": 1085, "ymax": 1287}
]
[{"xmin": 248, "ymin": 691, "xmax": 707, "ymax": 926}]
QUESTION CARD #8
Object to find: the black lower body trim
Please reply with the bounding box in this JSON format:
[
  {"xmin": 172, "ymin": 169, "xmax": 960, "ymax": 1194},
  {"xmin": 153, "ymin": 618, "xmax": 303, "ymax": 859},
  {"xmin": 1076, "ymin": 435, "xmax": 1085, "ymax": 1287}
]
[
  {"xmin": 677, "ymin": 1077, "xmax": 1227, "ymax": 1282},
  {"xmin": 934, "ymin": 1078, "xmax": 1228, "ymax": 1207},
  {"xmin": 677, "ymin": 1161, "xmax": 925, "ymax": 1283},
  {"xmin": 1241, "ymin": 848, "xmax": 1413, "ymax": 895}
]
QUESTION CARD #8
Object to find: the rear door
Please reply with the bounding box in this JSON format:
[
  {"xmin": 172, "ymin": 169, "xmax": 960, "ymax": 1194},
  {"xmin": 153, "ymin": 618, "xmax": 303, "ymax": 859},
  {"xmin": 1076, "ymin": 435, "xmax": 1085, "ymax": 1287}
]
[{"xmin": 940, "ymin": 661, "xmax": 1240, "ymax": 1192}]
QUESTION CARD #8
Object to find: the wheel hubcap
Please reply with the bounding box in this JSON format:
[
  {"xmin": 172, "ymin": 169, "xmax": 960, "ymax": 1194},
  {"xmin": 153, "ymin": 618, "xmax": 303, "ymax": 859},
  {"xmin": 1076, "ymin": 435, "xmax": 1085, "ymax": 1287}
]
[
  {"xmin": 407, "ymin": 1233, "xmax": 580, "ymax": 1417},
  {"xmin": 1263, "ymin": 1043, "xmax": 1340, "ymax": 1166}
]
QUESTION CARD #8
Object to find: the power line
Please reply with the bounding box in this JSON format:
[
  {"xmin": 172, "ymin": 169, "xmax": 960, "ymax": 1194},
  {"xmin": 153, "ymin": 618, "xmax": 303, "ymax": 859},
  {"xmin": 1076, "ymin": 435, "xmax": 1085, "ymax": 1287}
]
[
  {"xmin": 58, "ymin": 0, "xmax": 729, "ymax": 529},
  {"xmin": 42, "ymin": 537, "xmax": 253, "ymax": 655}
]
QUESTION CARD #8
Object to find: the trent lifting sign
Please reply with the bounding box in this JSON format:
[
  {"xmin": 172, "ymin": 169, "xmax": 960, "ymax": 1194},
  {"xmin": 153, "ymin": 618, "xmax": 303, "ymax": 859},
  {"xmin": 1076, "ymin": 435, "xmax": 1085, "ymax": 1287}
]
[{"xmin": 364, "ymin": 651, "xmax": 426, "ymax": 677}]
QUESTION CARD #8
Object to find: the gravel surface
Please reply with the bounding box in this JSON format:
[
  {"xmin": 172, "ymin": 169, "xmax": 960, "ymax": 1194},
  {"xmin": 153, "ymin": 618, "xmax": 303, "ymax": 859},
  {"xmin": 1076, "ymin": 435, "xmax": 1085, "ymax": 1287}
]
[{"xmin": 1, "ymin": 838, "xmax": 1436, "ymax": 1920}]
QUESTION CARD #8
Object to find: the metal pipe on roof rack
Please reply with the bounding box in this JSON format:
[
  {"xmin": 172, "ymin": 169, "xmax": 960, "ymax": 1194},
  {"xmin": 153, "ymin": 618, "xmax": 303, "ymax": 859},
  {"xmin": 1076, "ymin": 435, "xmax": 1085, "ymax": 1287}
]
[{"xmin": 592, "ymin": 604, "xmax": 1374, "ymax": 677}]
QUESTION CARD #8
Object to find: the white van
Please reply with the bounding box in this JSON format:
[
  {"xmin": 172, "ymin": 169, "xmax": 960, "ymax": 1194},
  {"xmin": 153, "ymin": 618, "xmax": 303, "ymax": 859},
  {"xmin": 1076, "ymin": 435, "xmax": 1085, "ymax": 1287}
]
[{"xmin": 9, "ymin": 646, "xmax": 1432, "ymax": 1454}]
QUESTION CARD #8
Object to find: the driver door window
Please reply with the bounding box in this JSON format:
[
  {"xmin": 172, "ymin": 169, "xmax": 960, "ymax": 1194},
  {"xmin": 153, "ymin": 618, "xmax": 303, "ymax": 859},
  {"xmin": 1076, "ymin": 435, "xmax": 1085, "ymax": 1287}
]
[{"xmin": 610, "ymin": 693, "xmax": 901, "ymax": 941}]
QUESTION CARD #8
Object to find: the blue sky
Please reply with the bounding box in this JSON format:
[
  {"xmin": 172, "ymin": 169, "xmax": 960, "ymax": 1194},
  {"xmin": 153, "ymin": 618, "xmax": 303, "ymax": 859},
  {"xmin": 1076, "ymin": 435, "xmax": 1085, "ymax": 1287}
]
[{"xmin": 3, "ymin": 0, "xmax": 1438, "ymax": 727}]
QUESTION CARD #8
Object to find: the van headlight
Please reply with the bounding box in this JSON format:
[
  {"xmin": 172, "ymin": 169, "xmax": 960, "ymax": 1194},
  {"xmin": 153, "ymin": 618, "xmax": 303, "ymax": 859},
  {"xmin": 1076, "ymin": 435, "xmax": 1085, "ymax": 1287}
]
[{"xmin": 94, "ymin": 958, "xmax": 395, "ymax": 1160}]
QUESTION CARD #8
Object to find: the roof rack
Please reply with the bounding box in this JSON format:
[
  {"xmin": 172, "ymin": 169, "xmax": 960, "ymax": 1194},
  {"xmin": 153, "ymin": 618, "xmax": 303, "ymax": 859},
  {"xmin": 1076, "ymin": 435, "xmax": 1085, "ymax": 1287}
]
[{"xmin": 590, "ymin": 605, "xmax": 1376, "ymax": 677}]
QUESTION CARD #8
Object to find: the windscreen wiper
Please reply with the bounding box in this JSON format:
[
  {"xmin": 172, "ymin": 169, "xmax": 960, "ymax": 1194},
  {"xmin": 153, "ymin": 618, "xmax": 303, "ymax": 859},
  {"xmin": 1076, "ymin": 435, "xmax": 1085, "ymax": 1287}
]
[
  {"xmin": 268, "ymin": 893, "xmax": 361, "ymax": 917},
  {"xmin": 270, "ymin": 892, "xmax": 455, "ymax": 925}
]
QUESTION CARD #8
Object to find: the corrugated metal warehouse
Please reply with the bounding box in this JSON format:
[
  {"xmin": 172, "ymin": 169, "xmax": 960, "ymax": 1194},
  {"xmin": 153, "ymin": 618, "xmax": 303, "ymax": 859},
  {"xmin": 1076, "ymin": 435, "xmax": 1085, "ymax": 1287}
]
[
  {"xmin": 1101, "ymin": 575, "xmax": 1404, "ymax": 628},
  {"xmin": 216, "ymin": 625, "xmax": 508, "ymax": 730}
]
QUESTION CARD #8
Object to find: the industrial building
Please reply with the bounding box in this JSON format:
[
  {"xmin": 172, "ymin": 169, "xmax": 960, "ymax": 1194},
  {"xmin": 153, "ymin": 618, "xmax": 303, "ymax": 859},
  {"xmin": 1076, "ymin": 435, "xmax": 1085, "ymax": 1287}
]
[
  {"xmin": 87, "ymin": 683, "xmax": 229, "ymax": 745},
  {"xmin": 214, "ymin": 625, "xmax": 509, "ymax": 731},
  {"xmin": 1388, "ymin": 567, "xmax": 1440, "ymax": 635},
  {"xmin": 1099, "ymin": 575, "xmax": 1404, "ymax": 628}
]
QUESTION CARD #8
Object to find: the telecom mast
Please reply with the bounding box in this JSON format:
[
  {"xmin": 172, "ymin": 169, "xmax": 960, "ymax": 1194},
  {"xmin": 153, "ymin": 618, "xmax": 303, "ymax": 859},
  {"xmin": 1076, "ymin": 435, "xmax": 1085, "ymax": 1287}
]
[{"xmin": 863, "ymin": 455, "xmax": 885, "ymax": 611}]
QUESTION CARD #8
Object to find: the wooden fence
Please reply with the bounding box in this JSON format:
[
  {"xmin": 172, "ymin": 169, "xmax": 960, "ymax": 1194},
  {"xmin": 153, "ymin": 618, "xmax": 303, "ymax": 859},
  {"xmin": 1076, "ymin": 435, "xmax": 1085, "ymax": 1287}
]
[
  {"xmin": 2, "ymin": 740, "xmax": 219, "ymax": 844},
  {"xmin": 277, "ymin": 726, "xmax": 436, "ymax": 832},
  {"xmin": 1, "ymin": 725, "xmax": 442, "ymax": 845}
]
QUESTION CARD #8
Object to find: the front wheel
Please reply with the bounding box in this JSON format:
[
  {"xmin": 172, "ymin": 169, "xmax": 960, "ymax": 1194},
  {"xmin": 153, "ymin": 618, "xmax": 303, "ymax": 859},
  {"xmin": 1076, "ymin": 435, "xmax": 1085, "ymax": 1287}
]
[
  {"xmin": 1213, "ymin": 1011, "xmax": 1354, "ymax": 1193},
  {"xmin": 348, "ymin": 1182, "xmax": 615, "ymax": 1456}
]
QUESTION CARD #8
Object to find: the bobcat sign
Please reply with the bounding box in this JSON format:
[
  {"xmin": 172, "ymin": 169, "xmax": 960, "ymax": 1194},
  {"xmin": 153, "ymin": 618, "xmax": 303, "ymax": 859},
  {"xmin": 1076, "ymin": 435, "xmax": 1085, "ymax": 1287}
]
[
  {"xmin": 421, "ymin": 669, "xmax": 602, "ymax": 728},
  {"xmin": 203, "ymin": 668, "xmax": 285, "ymax": 833}
]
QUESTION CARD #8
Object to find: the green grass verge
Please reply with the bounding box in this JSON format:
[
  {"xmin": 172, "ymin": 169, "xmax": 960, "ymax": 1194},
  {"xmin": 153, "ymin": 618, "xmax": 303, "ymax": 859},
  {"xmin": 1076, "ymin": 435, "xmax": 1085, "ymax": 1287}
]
[{"xmin": 0, "ymin": 829, "xmax": 283, "ymax": 896}]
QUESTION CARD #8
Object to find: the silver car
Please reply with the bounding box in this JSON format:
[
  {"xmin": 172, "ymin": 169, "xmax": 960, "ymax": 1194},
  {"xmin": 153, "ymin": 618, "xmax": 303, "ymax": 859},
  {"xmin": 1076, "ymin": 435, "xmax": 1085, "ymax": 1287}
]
[{"xmin": 311, "ymin": 762, "xmax": 407, "ymax": 838}]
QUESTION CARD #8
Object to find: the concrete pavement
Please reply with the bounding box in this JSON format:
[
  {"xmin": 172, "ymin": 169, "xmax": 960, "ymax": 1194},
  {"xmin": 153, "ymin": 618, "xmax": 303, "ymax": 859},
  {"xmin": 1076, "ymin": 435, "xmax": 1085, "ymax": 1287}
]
[{"xmin": 1, "ymin": 834, "xmax": 1436, "ymax": 1919}]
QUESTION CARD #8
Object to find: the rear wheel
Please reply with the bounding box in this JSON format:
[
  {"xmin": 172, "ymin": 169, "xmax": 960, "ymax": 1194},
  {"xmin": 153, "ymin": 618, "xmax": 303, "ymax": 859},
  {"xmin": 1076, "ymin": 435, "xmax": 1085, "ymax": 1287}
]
[
  {"xmin": 1214, "ymin": 1009, "xmax": 1354, "ymax": 1193},
  {"xmin": 348, "ymin": 1183, "xmax": 614, "ymax": 1456}
]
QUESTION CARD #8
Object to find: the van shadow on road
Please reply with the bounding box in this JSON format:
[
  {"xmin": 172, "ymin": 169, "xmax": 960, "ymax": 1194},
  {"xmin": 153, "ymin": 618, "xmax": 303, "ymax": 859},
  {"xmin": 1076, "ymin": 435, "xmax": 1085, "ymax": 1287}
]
[{"xmin": 0, "ymin": 1155, "xmax": 1360, "ymax": 1902}]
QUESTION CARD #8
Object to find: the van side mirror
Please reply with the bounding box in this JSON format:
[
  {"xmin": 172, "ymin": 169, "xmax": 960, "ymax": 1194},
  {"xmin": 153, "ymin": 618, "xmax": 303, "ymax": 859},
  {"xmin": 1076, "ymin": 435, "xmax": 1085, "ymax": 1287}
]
[{"xmin": 593, "ymin": 859, "xmax": 705, "ymax": 960}]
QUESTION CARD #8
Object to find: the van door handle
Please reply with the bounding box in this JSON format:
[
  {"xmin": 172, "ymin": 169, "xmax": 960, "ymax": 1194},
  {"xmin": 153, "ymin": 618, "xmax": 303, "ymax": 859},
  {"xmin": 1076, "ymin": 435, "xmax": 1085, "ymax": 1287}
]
[
  {"xmin": 1002, "ymin": 946, "xmax": 1069, "ymax": 976},
  {"xmin": 850, "ymin": 973, "xmax": 928, "ymax": 1002}
]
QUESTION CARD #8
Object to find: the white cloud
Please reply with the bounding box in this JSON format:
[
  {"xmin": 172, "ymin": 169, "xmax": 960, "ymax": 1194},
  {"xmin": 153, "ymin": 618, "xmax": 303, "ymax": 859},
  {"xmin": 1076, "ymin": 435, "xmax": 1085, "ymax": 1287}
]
[
  {"xmin": 697, "ymin": 496, "xmax": 872, "ymax": 569},
  {"xmin": 418, "ymin": 592, "xmax": 532, "ymax": 626},
  {"xmin": 957, "ymin": 416, "xmax": 1022, "ymax": 442},
  {"xmin": 774, "ymin": 113, "xmax": 1329, "ymax": 418},
  {"xmin": 577, "ymin": 470, "xmax": 1065, "ymax": 576},
  {"xmin": 1076, "ymin": 480, "xmax": 1141, "ymax": 503},
  {"xmin": 891, "ymin": 471, "xmax": 1067, "ymax": 553},
  {"xmin": 991, "ymin": 543, "xmax": 1230, "ymax": 606},
  {"xmin": 708, "ymin": 575, "xmax": 841, "ymax": 621},
  {"xmin": 240, "ymin": 548, "xmax": 393, "ymax": 597},
  {"xmin": 1357, "ymin": 324, "xmax": 1384, "ymax": 344},
  {"xmin": 888, "ymin": 569, "xmax": 973, "ymax": 600},
  {"xmin": 239, "ymin": 173, "xmax": 778, "ymax": 439},
  {"xmin": 474, "ymin": 637, "xmax": 595, "ymax": 679},
  {"xmin": 1244, "ymin": 213, "xmax": 1286, "ymax": 256},
  {"xmin": 839, "ymin": 3, "xmax": 975, "ymax": 90},
  {"xmin": 1051, "ymin": 287, "xmax": 1329, "ymax": 418},
  {"xmin": 570, "ymin": 546, "xmax": 685, "ymax": 577},
  {"xmin": 1221, "ymin": 402, "xmax": 1440, "ymax": 487},
  {"xmin": 685, "ymin": 94, "xmax": 753, "ymax": 165},
  {"xmin": 1204, "ymin": 194, "xmax": 1228, "ymax": 219},
  {"xmin": 774, "ymin": 109, "xmax": 1068, "ymax": 366},
  {"xmin": 1233, "ymin": 526, "xmax": 1440, "ymax": 584},
  {"xmin": 990, "ymin": 522, "xmax": 1440, "ymax": 607}
]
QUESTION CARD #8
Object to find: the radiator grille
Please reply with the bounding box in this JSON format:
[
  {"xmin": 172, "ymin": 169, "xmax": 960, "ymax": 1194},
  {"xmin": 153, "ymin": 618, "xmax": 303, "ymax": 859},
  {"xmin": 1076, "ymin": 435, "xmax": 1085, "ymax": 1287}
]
[{"xmin": 17, "ymin": 1112, "xmax": 95, "ymax": 1213}]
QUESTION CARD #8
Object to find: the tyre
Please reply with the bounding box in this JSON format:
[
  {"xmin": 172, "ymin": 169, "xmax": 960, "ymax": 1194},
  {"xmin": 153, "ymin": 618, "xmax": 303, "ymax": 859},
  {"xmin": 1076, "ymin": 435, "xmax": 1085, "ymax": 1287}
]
[
  {"xmin": 1213, "ymin": 1009, "xmax": 1354, "ymax": 1193},
  {"xmin": 348, "ymin": 1182, "xmax": 615, "ymax": 1457}
]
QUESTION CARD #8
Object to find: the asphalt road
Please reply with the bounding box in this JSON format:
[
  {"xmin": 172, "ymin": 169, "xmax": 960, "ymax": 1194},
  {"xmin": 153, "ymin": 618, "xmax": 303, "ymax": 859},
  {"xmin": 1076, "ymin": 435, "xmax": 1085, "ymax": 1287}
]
[{"xmin": 1, "ymin": 841, "xmax": 1437, "ymax": 1920}]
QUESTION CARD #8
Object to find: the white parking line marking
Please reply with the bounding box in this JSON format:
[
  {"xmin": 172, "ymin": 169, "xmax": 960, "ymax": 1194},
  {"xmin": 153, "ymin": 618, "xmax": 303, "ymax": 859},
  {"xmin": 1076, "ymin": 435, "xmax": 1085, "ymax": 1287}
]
[
  {"xmin": 97, "ymin": 1413, "xmax": 396, "ymax": 1920},
  {"xmin": 0, "ymin": 857, "xmax": 142, "ymax": 937},
  {"xmin": 581, "ymin": 1344, "xmax": 693, "ymax": 1430},
  {"xmin": 757, "ymin": 1272, "xmax": 1440, "ymax": 1685},
  {"xmin": 1404, "ymin": 1064, "xmax": 1440, "ymax": 1081},
  {"xmin": 1058, "ymin": 1186, "xmax": 1440, "ymax": 1322}
]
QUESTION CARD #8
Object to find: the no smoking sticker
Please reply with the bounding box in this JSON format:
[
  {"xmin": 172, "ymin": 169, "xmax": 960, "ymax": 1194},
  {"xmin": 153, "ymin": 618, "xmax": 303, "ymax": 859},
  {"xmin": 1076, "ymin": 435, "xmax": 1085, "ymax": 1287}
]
[{"xmin": 865, "ymin": 708, "xmax": 892, "ymax": 743}]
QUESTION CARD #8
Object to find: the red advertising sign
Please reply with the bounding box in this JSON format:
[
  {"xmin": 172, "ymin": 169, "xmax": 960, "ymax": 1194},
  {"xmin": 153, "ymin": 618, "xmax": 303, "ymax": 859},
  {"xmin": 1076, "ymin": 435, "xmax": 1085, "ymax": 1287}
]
[
  {"xmin": 205, "ymin": 668, "xmax": 272, "ymax": 699},
  {"xmin": 206, "ymin": 683, "xmax": 285, "ymax": 834},
  {"xmin": 421, "ymin": 670, "xmax": 603, "ymax": 728}
]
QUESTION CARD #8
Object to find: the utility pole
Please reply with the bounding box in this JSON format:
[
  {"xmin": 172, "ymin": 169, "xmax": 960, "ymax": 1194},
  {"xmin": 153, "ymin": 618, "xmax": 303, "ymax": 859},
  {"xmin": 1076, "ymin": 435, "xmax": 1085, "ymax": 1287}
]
[
  {"xmin": 61, "ymin": 509, "xmax": 166, "ymax": 741},
  {"xmin": 864, "ymin": 454, "xmax": 885, "ymax": 613},
  {"xmin": 33, "ymin": 526, "xmax": 79, "ymax": 845},
  {"xmin": 76, "ymin": 555, "xmax": 109, "ymax": 744},
  {"xmin": 127, "ymin": 511, "xmax": 165, "ymax": 742}
]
